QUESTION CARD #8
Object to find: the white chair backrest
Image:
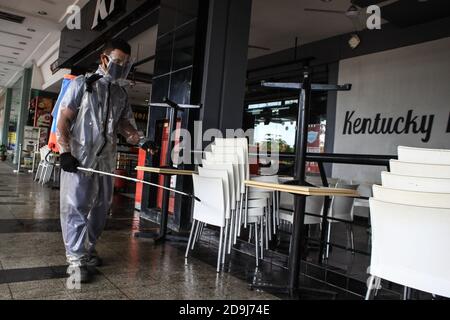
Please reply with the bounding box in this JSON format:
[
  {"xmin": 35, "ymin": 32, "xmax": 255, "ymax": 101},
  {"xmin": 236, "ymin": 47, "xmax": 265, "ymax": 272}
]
[
  {"xmin": 369, "ymin": 198, "xmax": 450, "ymax": 298},
  {"xmin": 198, "ymin": 167, "xmax": 231, "ymax": 219},
  {"xmin": 278, "ymin": 191, "xmax": 322, "ymax": 225},
  {"xmin": 279, "ymin": 191, "xmax": 293, "ymax": 210},
  {"xmin": 192, "ymin": 174, "xmax": 226, "ymax": 228},
  {"xmin": 214, "ymin": 138, "xmax": 250, "ymax": 180},
  {"xmin": 252, "ymin": 175, "xmax": 278, "ymax": 184},
  {"xmin": 203, "ymin": 156, "xmax": 241, "ymax": 202},
  {"xmin": 381, "ymin": 172, "xmax": 450, "ymax": 193},
  {"xmin": 39, "ymin": 146, "xmax": 51, "ymax": 162},
  {"xmin": 249, "ymin": 175, "xmax": 279, "ymax": 198},
  {"xmin": 372, "ymin": 185, "xmax": 450, "ymax": 208},
  {"xmin": 328, "ymin": 183, "xmax": 359, "ymax": 221},
  {"xmin": 212, "ymin": 145, "xmax": 246, "ymax": 193},
  {"xmin": 201, "ymin": 161, "xmax": 236, "ymax": 210},
  {"xmin": 247, "ymin": 198, "xmax": 267, "ymax": 208},
  {"xmin": 390, "ymin": 160, "xmax": 450, "ymax": 179},
  {"xmin": 398, "ymin": 146, "xmax": 450, "ymax": 165}
]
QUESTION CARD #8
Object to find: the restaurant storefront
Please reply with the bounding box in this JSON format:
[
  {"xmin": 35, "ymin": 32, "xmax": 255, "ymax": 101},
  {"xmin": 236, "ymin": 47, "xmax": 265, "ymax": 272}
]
[{"xmin": 57, "ymin": 0, "xmax": 252, "ymax": 233}]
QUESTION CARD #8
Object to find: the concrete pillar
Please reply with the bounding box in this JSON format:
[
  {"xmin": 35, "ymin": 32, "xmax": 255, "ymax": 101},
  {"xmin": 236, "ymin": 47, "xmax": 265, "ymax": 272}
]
[
  {"xmin": 1, "ymin": 88, "xmax": 12, "ymax": 146},
  {"xmin": 14, "ymin": 68, "xmax": 32, "ymax": 164}
]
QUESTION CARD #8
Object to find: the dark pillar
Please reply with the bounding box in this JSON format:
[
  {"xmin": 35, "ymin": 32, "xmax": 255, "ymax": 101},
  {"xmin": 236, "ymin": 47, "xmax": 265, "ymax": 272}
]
[
  {"xmin": 142, "ymin": 0, "xmax": 208, "ymax": 231},
  {"xmin": 141, "ymin": 0, "xmax": 252, "ymax": 232},
  {"xmin": 200, "ymin": 0, "xmax": 252, "ymax": 134}
]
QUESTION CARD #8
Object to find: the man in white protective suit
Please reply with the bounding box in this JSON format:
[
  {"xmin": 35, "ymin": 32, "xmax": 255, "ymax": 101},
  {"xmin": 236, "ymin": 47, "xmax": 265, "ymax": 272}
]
[{"xmin": 57, "ymin": 39, "xmax": 156, "ymax": 283}]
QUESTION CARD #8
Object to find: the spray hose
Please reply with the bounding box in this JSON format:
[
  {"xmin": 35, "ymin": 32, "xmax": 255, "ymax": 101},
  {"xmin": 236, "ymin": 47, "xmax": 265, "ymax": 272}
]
[{"xmin": 77, "ymin": 167, "xmax": 201, "ymax": 202}]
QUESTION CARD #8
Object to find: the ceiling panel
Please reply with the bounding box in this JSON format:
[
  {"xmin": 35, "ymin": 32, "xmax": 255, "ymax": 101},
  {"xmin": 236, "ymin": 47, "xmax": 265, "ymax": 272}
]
[
  {"xmin": 249, "ymin": 0, "xmax": 361, "ymax": 59},
  {"xmin": 0, "ymin": 1, "xmax": 80, "ymax": 87},
  {"xmin": 381, "ymin": 0, "xmax": 450, "ymax": 27}
]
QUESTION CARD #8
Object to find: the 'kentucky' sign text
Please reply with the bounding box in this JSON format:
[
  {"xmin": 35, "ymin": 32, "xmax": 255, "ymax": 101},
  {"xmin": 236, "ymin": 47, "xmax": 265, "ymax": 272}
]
[{"xmin": 343, "ymin": 110, "xmax": 435, "ymax": 143}]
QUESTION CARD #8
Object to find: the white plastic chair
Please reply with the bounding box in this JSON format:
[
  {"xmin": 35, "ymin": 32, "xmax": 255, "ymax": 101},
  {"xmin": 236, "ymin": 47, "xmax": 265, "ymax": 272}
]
[
  {"xmin": 197, "ymin": 166, "xmax": 232, "ymax": 264},
  {"xmin": 325, "ymin": 182, "xmax": 359, "ymax": 259},
  {"xmin": 35, "ymin": 146, "xmax": 51, "ymax": 182},
  {"xmin": 390, "ymin": 160, "xmax": 450, "ymax": 179},
  {"xmin": 249, "ymin": 175, "xmax": 279, "ymax": 244},
  {"xmin": 203, "ymin": 153, "xmax": 242, "ymax": 251},
  {"xmin": 279, "ymin": 193, "xmax": 324, "ymax": 224},
  {"xmin": 373, "ymin": 185, "xmax": 450, "ymax": 208},
  {"xmin": 246, "ymin": 188, "xmax": 272, "ymax": 252},
  {"xmin": 246, "ymin": 198, "xmax": 267, "ymax": 266},
  {"xmin": 214, "ymin": 139, "xmax": 252, "ymax": 235},
  {"xmin": 367, "ymin": 199, "xmax": 450, "ymax": 299},
  {"xmin": 187, "ymin": 174, "xmax": 226, "ymax": 272},
  {"xmin": 398, "ymin": 146, "xmax": 450, "ymax": 165},
  {"xmin": 381, "ymin": 172, "xmax": 450, "ymax": 193}
]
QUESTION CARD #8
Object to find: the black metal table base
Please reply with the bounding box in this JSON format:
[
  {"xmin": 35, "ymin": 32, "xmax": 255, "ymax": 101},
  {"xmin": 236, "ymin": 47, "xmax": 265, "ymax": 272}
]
[
  {"xmin": 134, "ymin": 231, "xmax": 189, "ymax": 244},
  {"xmin": 249, "ymin": 283, "xmax": 337, "ymax": 299}
]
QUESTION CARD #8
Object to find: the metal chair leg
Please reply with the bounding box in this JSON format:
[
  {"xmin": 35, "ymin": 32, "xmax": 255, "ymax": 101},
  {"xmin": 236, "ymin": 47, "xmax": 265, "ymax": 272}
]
[
  {"xmin": 192, "ymin": 221, "xmax": 201, "ymax": 250},
  {"xmin": 237, "ymin": 197, "xmax": 243, "ymax": 237},
  {"xmin": 267, "ymin": 203, "xmax": 272, "ymax": 241},
  {"xmin": 260, "ymin": 217, "xmax": 264, "ymax": 260},
  {"xmin": 254, "ymin": 222, "xmax": 259, "ymax": 267},
  {"xmin": 265, "ymin": 212, "xmax": 269, "ymax": 250},
  {"xmin": 244, "ymin": 187, "xmax": 249, "ymax": 228},
  {"xmin": 185, "ymin": 220, "xmax": 197, "ymax": 258},
  {"xmin": 326, "ymin": 221, "xmax": 332, "ymax": 260},
  {"xmin": 272, "ymin": 192, "xmax": 277, "ymax": 234},
  {"xmin": 34, "ymin": 163, "xmax": 43, "ymax": 181},
  {"xmin": 217, "ymin": 227, "xmax": 224, "ymax": 273},
  {"xmin": 228, "ymin": 209, "xmax": 235, "ymax": 254},
  {"xmin": 350, "ymin": 225, "xmax": 355, "ymax": 255},
  {"xmin": 222, "ymin": 219, "xmax": 229, "ymax": 264},
  {"xmin": 365, "ymin": 275, "xmax": 375, "ymax": 300}
]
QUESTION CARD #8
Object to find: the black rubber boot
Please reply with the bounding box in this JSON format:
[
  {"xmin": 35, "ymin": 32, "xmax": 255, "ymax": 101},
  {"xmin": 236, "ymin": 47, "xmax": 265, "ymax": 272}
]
[
  {"xmin": 67, "ymin": 265, "xmax": 92, "ymax": 283},
  {"xmin": 87, "ymin": 255, "xmax": 103, "ymax": 267}
]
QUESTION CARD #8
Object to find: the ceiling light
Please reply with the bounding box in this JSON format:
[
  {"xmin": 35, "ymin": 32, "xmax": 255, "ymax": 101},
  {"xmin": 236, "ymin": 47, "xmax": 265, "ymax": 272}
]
[
  {"xmin": 348, "ymin": 34, "xmax": 361, "ymax": 49},
  {"xmin": 38, "ymin": 11, "xmax": 48, "ymax": 16},
  {"xmin": 27, "ymin": 28, "xmax": 36, "ymax": 32}
]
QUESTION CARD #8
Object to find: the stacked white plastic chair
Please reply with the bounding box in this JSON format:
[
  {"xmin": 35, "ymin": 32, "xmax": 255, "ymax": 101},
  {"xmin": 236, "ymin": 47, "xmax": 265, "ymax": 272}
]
[
  {"xmin": 34, "ymin": 146, "xmax": 58, "ymax": 185},
  {"xmin": 194, "ymin": 137, "xmax": 283, "ymax": 267},
  {"xmin": 367, "ymin": 146, "xmax": 450, "ymax": 300},
  {"xmin": 186, "ymin": 174, "xmax": 227, "ymax": 272},
  {"xmin": 187, "ymin": 138, "xmax": 253, "ymax": 270}
]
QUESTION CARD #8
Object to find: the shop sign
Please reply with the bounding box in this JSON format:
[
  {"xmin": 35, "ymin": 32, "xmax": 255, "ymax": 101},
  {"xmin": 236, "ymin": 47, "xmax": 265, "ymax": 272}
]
[
  {"xmin": 342, "ymin": 110, "xmax": 437, "ymax": 143},
  {"xmin": 92, "ymin": 0, "xmax": 126, "ymax": 30}
]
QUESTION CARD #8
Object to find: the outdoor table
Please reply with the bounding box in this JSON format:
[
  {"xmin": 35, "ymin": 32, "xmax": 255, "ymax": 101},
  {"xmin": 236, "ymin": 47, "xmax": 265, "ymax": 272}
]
[
  {"xmin": 134, "ymin": 166, "xmax": 196, "ymax": 243},
  {"xmin": 244, "ymin": 180, "xmax": 359, "ymax": 294},
  {"xmin": 136, "ymin": 166, "xmax": 196, "ymax": 176}
]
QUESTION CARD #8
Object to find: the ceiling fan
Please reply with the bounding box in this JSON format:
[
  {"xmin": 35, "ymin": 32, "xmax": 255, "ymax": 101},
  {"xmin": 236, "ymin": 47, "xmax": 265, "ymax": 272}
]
[
  {"xmin": 304, "ymin": 4, "xmax": 366, "ymax": 31},
  {"xmin": 248, "ymin": 45, "xmax": 271, "ymax": 51}
]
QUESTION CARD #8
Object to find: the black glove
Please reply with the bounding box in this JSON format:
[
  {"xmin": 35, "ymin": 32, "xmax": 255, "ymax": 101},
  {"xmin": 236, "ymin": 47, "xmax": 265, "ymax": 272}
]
[
  {"xmin": 139, "ymin": 139, "xmax": 159, "ymax": 154},
  {"xmin": 60, "ymin": 153, "xmax": 79, "ymax": 173}
]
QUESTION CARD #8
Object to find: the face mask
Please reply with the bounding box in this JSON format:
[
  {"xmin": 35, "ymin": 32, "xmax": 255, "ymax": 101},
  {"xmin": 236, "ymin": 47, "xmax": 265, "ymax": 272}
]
[{"xmin": 104, "ymin": 56, "xmax": 134, "ymax": 85}]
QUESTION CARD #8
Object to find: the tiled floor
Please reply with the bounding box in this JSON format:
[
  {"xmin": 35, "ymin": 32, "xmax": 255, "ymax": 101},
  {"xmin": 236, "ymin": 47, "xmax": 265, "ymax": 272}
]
[
  {"xmin": 0, "ymin": 162, "xmax": 276, "ymax": 300},
  {"xmin": 1, "ymin": 161, "xmax": 436, "ymax": 300}
]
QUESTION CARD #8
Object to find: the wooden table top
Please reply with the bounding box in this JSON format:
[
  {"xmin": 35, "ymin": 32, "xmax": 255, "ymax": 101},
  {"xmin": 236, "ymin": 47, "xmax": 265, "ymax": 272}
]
[
  {"xmin": 245, "ymin": 180, "xmax": 360, "ymax": 197},
  {"xmin": 135, "ymin": 166, "xmax": 196, "ymax": 176}
]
